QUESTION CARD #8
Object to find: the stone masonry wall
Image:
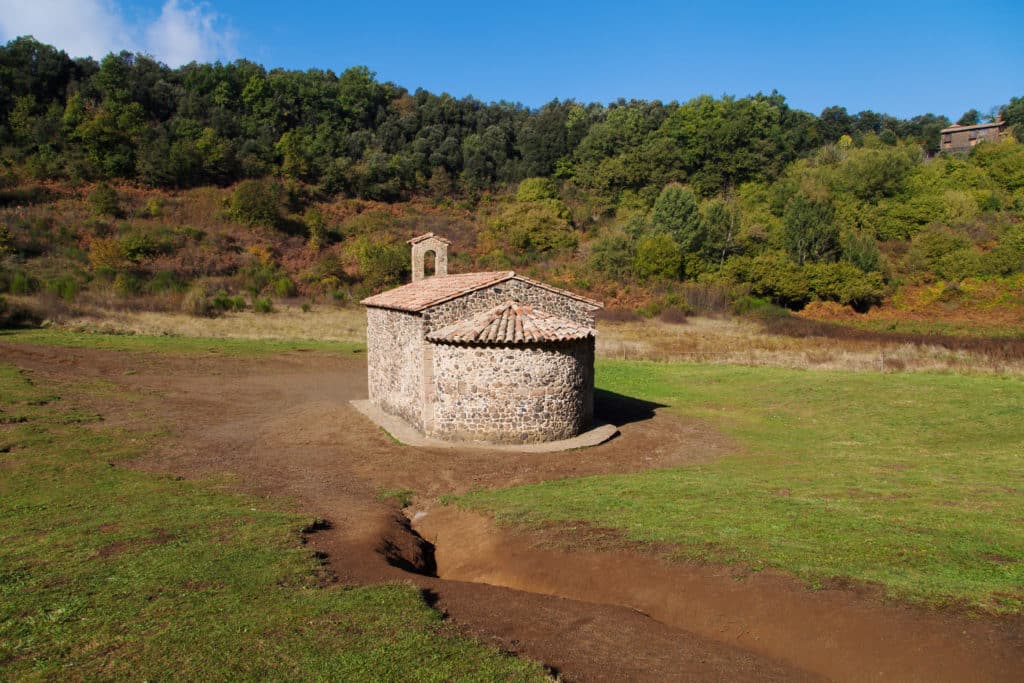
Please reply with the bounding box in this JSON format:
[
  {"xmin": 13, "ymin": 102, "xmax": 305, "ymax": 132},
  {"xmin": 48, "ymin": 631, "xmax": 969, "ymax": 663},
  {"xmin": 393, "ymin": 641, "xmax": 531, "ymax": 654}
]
[
  {"xmin": 423, "ymin": 279, "xmax": 596, "ymax": 332},
  {"xmin": 429, "ymin": 338, "xmax": 594, "ymax": 444},
  {"xmin": 366, "ymin": 307, "xmax": 425, "ymax": 429}
]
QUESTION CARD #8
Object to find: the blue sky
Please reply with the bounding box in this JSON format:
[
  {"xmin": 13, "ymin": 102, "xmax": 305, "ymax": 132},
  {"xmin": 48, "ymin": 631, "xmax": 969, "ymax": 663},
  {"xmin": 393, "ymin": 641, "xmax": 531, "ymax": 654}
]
[{"xmin": 2, "ymin": 0, "xmax": 1022, "ymax": 119}]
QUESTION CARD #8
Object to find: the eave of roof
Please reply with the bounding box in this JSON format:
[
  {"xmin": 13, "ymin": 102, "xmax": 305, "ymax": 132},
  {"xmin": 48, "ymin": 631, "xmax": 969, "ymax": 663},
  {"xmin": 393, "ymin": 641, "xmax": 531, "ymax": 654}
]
[
  {"xmin": 940, "ymin": 121, "xmax": 1006, "ymax": 134},
  {"xmin": 426, "ymin": 301, "xmax": 595, "ymax": 345},
  {"xmin": 360, "ymin": 271, "xmax": 603, "ymax": 312}
]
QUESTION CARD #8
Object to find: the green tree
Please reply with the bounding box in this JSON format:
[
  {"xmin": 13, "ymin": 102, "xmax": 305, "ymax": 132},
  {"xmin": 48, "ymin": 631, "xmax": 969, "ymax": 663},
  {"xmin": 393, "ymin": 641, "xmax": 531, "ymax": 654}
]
[
  {"xmin": 651, "ymin": 183, "xmax": 702, "ymax": 251},
  {"xmin": 701, "ymin": 198, "xmax": 743, "ymax": 264},
  {"xmin": 633, "ymin": 232, "xmax": 682, "ymax": 281},
  {"xmin": 783, "ymin": 195, "xmax": 839, "ymax": 265},
  {"xmin": 228, "ymin": 179, "xmax": 283, "ymax": 228},
  {"xmin": 87, "ymin": 182, "xmax": 121, "ymax": 217},
  {"xmin": 957, "ymin": 109, "xmax": 981, "ymax": 126}
]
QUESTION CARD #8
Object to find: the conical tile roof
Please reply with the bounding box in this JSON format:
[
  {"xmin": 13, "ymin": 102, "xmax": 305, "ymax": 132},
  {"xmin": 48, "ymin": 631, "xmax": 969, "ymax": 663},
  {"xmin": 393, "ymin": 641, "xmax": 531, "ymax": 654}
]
[{"xmin": 426, "ymin": 301, "xmax": 594, "ymax": 345}]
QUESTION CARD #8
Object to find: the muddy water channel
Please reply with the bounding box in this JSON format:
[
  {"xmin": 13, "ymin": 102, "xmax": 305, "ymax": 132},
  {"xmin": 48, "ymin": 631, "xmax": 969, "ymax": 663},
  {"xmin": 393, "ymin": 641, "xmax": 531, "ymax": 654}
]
[{"xmin": 409, "ymin": 506, "xmax": 1024, "ymax": 683}]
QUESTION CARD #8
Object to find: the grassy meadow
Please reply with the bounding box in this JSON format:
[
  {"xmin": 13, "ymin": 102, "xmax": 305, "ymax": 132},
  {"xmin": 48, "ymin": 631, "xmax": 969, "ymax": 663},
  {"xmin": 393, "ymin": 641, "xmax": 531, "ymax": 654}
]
[
  {"xmin": 459, "ymin": 359, "xmax": 1024, "ymax": 613},
  {"xmin": 0, "ymin": 362, "xmax": 544, "ymax": 681}
]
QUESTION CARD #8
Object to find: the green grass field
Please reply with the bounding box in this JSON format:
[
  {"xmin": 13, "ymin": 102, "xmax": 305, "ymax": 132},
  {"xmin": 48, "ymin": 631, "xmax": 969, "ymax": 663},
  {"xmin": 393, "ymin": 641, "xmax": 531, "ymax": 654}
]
[
  {"xmin": 459, "ymin": 360, "xmax": 1024, "ymax": 613},
  {"xmin": 0, "ymin": 328, "xmax": 365, "ymax": 355},
  {"xmin": 0, "ymin": 363, "xmax": 543, "ymax": 681}
]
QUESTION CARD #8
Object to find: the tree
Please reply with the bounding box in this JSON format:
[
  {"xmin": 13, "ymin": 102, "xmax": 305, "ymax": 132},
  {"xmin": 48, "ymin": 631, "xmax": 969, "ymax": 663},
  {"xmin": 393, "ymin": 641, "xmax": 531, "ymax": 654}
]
[
  {"xmin": 228, "ymin": 179, "xmax": 282, "ymax": 227},
  {"xmin": 651, "ymin": 183, "xmax": 702, "ymax": 251},
  {"xmin": 701, "ymin": 198, "xmax": 743, "ymax": 263},
  {"xmin": 783, "ymin": 195, "xmax": 839, "ymax": 265},
  {"xmin": 957, "ymin": 109, "xmax": 981, "ymax": 126},
  {"xmin": 633, "ymin": 232, "xmax": 682, "ymax": 281}
]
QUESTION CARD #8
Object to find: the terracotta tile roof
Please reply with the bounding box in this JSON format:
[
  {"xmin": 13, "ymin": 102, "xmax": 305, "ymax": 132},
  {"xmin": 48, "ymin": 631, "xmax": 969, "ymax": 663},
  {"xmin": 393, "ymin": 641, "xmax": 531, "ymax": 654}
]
[
  {"xmin": 361, "ymin": 271, "xmax": 514, "ymax": 311},
  {"xmin": 426, "ymin": 301, "xmax": 595, "ymax": 345},
  {"xmin": 360, "ymin": 271, "xmax": 602, "ymax": 312}
]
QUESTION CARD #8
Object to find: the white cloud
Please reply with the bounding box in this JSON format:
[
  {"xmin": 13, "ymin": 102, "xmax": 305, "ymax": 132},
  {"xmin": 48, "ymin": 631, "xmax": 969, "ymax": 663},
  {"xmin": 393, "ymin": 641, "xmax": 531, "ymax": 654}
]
[
  {"xmin": 0, "ymin": 0, "xmax": 236, "ymax": 66},
  {"xmin": 145, "ymin": 1, "xmax": 236, "ymax": 66},
  {"xmin": 0, "ymin": 0, "xmax": 130, "ymax": 59}
]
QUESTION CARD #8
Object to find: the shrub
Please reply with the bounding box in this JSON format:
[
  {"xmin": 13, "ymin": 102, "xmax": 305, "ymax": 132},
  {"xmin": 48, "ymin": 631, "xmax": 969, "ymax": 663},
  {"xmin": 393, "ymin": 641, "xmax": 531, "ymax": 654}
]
[
  {"xmin": 7, "ymin": 271, "xmax": 38, "ymax": 295},
  {"xmin": 273, "ymin": 277, "xmax": 296, "ymax": 298},
  {"xmin": 304, "ymin": 207, "xmax": 327, "ymax": 250},
  {"xmin": 210, "ymin": 289, "xmax": 246, "ymax": 312},
  {"xmin": 352, "ymin": 238, "xmax": 409, "ymax": 289},
  {"xmin": 633, "ymin": 232, "xmax": 682, "ymax": 282},
  {"xmin": 587, "ymin": 230, "xmax": 634, "ymax": 280},
  {"xmin": 88, "ymin": 237, "xmax": 128, "ymax": 272},
  {"xmin": 254, "ymin": 296, "xmax": 273, "ymax": 313},
  {"xmin": 743, "ymin": 251, "xmax": 811, "ymax": 309},
  {"xmin": 486, "ymin": 200, "xmax": 576, "ymax": 256},
  {"xmin": 44, "ymin": 275, "xmax": 79, "ymax": 302},
  {"xmin": 980, "ymin": 244, "xmax": 1024, "ymax": 276},
  {"xmin": 182, "ymin": 284, "xmax": 213, "ymax": 317},
  {"xmin": 731, "ymin": 295, "xmax": 790, "ymax": 319},
  {"xmin": 119, "ymin": 233, "xmax": 161, "ymax": 262},
  {"xmin": 87, "ymin": 182, "xmax": 121, "ymax": 217},
  {"xmin": 147, "ymin": 271, "xmax": 184, "ymax": 294},
  {"xmin": 805, "ymin": 261, "xmax": 886, "ymax": 310},
  {"xmin": 228, "ymin": 179, "xmax": 283, "ymax": 228},
  {"xmin": 145, "ymin": 197, "xmax": 164, "ymax": 218},
  {"xmin": 516, "ymin": 177, "xmax": 559, "ymax": 202},
  {"xmin": 113, "ymin": 272, "xmax": 142, "ymax": 296},
  {"xmin": 841, "ymin": 230, "xmax": 882, "ymax": 272},
  {"xmin": 932, "ymin": 248, "xmax": 983, "ymax": 281}
]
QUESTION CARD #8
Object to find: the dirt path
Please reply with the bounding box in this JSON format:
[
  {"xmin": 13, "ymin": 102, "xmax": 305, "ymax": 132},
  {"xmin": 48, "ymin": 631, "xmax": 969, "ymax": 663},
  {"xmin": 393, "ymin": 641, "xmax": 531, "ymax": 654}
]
[{"xmin": 3, "ymin": 342, "xmax": 1021, "ymax": 682}]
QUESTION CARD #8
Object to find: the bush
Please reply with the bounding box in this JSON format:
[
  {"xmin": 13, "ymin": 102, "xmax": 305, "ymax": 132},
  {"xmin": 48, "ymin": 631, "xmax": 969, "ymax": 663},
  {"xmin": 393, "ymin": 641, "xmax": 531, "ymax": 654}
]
[
  {"xmin": 254, "ymin": 296, "xmax": 273, "ymax": 314},
  {"xmin": 273, "ymin": 277, "xmax": 296, "ymax": 298},
  {"xmin": 805, "ymin": 261, "xmax": 886, "ymax": 310},
  {"xmin": 980, "ymin": 244, "xmax": 1024, "ymax": 276},
  {"xmin": 304, "ymin": 207, "xmax": 327, "ymax": 250},
  {"xmin": 88, "ymin": 237, "xmax": 128, "ymax": 272},
  {"xmin": 486, "ymin": 200, "xmax": 577, "ymax": 256},
  {"xmin": 731, "ymin": 295, "xmax": 790, "ymax": 319},
  {"xmin": 147, "ymin": 271, "xmax": 184, "ymax": 294},
  {"xmin": 7, "ymin": 271, "xmax": 38, "ymax": 295},
  {"xmin": 633, "ymin": 232, "xmax": 682, "ymax": 282},
  {"xmin": 210, "ymin": 289, "xmax": 246, "ymax": 312},
  {"xmin": 44, "ymin": 275, "xmax": 79, "ymax": 302},
  {"xmin": 145, "ymin": 197, "xmax": 163, "ymax": 218},
  {"xmin": 744, "ymin": 251, "xmax": 811, "ymax": 309},
  {"xmin": 932, "ymin": 248, "xmax": 983, "ymax": 281},
  {"xmin": 352, "ymin": 238, "xmax": 409, "ymax": 290},
  {"xmin": 516, "ymin": 177, "xmax": 559, "ymax": 202},
  {"xmin": 182, "ymin": 284, "xmax": 213, "ymax": 317},
  {"xmin": 87, "ymin": 182, "xmax": 121, "ymax": 217},
  {"xmin": 228, "ymin": 180, "xmax": 283, "ymax": 228},
  {"xmin": 587, "ymin": 230, "xmax": 634, "ymax": 280},
  {"xmin": 112, "ymin": 272, "xmax": 142, "ymax": 296}
]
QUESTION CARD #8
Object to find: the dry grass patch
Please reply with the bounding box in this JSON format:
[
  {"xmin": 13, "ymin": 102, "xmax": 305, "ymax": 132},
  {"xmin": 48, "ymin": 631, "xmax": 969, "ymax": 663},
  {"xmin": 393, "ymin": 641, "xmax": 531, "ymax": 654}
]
[{"xmin": 598, "ymin": 316, "xmax": 1024, "ymax": 374}]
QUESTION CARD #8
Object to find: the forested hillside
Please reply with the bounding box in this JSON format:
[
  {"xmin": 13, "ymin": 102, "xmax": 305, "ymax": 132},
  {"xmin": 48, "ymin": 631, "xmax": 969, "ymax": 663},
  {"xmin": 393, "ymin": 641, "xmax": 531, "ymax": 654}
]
[{"xmin": 2, "ymin": 36, "xmax": 1023, "ymax": 323}]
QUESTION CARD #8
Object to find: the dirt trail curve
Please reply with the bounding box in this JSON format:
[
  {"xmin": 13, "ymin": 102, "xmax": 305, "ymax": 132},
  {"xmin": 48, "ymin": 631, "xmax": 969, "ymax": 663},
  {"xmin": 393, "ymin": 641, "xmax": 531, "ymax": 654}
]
[{"xmin": 3, "ymin": 342, "xmax": 1021, "ymax": 682}]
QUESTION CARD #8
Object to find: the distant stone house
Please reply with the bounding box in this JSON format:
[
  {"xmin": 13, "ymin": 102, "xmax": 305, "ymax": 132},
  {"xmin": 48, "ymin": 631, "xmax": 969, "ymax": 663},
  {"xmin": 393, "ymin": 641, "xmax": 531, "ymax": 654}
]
[
  {"xmin": 939, "ymin": 119, "xmax": 1007, "ymax": 153},
  {"xmin": 361, "ymin": 233, "xmax": 602, "ymax": 444}
]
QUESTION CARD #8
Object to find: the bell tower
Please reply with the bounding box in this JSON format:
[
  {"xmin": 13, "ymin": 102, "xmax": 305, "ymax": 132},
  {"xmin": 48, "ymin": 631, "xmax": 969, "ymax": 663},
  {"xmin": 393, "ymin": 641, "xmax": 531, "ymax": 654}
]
[{"xmin": 408, "ymin": 233, "xmax": 450, "ymax": 282}]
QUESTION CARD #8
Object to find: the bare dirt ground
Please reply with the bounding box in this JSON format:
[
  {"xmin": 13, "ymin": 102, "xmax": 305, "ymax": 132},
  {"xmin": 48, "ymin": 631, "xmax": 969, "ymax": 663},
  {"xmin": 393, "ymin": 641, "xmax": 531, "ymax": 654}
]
[{"xmin": 3, "ymin": 342, "xmax": 1022, "ymax": 682}]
